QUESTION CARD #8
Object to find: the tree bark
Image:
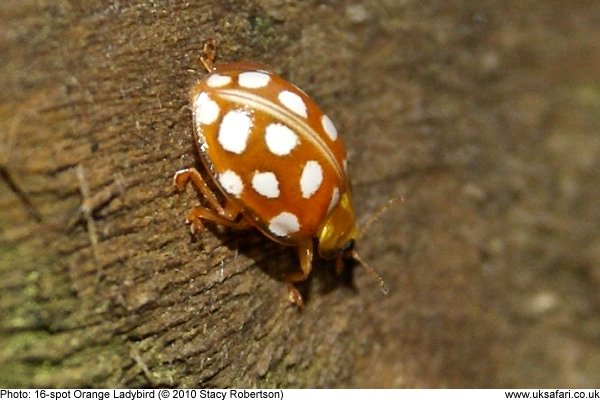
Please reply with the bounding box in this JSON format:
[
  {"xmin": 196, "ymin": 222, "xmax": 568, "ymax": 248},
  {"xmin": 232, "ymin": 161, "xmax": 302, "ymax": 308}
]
[{"xmin": 1, "ymin": 0, "xmax": 600, "ymax": 388}]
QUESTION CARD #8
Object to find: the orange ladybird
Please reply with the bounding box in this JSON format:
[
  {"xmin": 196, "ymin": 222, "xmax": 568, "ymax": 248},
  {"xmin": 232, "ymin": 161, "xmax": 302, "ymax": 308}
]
[{"xmin": 174, "ymin": 40, "xmax": 361, "ymax": 305}]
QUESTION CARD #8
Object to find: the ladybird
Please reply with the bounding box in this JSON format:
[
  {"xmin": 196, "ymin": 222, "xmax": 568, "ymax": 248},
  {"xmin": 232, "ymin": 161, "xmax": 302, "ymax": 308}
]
[{"xmin": 174, "ymin": 40, "xmax": 373, "ymax": 306}]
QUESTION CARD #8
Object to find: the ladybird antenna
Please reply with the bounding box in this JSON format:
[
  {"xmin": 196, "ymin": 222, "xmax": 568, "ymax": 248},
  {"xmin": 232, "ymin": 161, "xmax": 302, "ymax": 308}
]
[
  {"xmin": 358, "ymin": 195, "xmax": 404, "ymax": 238},
  {"xmin": 352, "ymin": 195, "xmax": 403, "ymax": 295},
  {"xmin": 351, "ymin": 249, "xmax": 389, "ymax": 295}
]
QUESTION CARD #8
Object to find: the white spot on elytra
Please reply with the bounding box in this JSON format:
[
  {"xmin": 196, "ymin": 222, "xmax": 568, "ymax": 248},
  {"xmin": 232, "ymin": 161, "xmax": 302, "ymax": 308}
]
[
  {"xmin": 321, "ymin": 115, "xmax": 338, "ymax": 140},
  {"xmin": 300, "ymin": 160, "xmax": 323, "ymax": 198},
  {"xmin": 218, "ymin": 110, "xmax": 252, "ymax": 154},
  {"xmin": 238, "ymin": 71, "xmax": 271, "ymax": 89},
  {"xmin": 269, "ymin": 212, "xmax": 300, "ymax": 237},
  {"xmin": 218, "ymin": 170, "xmax": 244, "ymax": 197},
  {"xmin": 252, "ymin": 171, "xmax": 280, "ymax": 198},
  {"xmin": 206, "ymin": 74, "xmax": 232, "ymax": 88},
  {"xmin": 194, "ymin": 92, "xmax": 220, "ymax": 125},
  {"xmin": 265, "ymin": 123, "xmax": 299, "ymax": 156},
  {"xmin": 278, "ymin": 90, "xmax": 307, "ymax": 118},
  {"xmin": 327, "ymin": 187, "xmax": 340, "ymax": 215}
]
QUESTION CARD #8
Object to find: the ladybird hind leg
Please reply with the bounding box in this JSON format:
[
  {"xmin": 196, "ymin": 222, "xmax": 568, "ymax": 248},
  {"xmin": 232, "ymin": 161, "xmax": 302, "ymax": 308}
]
[
  {"xmin": 285, "ymin": 238, "xmax": 314, "ymax": 307},
  {"xmin": 200, "ymin": 38, "xmax": 216, "ymax": 72},
  {"xmin": 174, "ymin": 167, "xmax": 250, "ymax": 233}
]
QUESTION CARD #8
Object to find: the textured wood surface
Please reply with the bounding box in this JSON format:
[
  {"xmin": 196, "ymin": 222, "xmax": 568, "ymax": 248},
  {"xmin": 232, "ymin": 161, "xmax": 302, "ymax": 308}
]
[{"xmin": 1, "ymin": 0, "xmax": 600, "ymax": 388}]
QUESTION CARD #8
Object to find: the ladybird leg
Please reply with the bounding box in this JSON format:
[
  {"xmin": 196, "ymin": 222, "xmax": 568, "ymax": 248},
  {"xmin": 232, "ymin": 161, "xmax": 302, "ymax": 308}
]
[
  {"xmin": 284, "ymin": 239, "xmax": 314, "ymax": 306},
  {"xmin": 185, "ymin": 203, "xmax": 251, "ymax": 234},
  {"xmin": 175, "ymin": 168, "xmax": 253, "ymax": 234},
  {"xmin": 286, "ymin": 238, "xmax": 314, "ymax": 282},
  {"xmin": 175, "ymin": 168, "xmax": 251, "ymax": 232},
  {"xmin": 174, "ymin": 168, "xmax": 239, "ymax": 220},
  {"xmin": 287, "ymin": 285, "xmax": 304, "ymax": 307},
  {"xmin": 200, "ymin": 38, "xmax": 216, "ymax": 72},
  {"xmin": 221, "ymin": 198, "xmax": 248, "ymax": 223}
]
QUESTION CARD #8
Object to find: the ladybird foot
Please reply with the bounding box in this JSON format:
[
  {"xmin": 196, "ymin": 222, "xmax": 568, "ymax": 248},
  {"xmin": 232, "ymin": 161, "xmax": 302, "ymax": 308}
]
[
  {"xmin": 189, "ymin": 221, "xmax": 205, "ymax": 235},
  {"xmin": 287, "ymin": 284, "xmax": 304, "ymax": 307},
  {"xmin": 185, "ymin": 215, "xmax": 205, "ymax": 235}
]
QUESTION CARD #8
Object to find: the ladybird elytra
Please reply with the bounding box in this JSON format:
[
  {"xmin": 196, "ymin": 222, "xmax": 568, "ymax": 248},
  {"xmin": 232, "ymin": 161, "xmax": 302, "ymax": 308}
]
[{"xmin": 174, "ymin": 40, "xmax": 361, "ymax": 305}]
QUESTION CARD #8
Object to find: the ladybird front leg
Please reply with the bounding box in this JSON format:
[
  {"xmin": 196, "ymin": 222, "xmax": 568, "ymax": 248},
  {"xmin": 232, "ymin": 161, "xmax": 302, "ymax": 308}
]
[
  {"xmin": 287, "ymin": 285, "xmax": 304, "ymax": 307},
  {"xmin": 285, "ymin": 238, "xmax": 314, "ymax": 306}
]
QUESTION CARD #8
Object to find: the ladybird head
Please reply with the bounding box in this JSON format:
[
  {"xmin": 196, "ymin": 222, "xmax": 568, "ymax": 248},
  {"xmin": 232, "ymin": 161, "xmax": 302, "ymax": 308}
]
[
  {"xmin": 318, "ymin": 194, "xmax": 402, "ymax": 295},
  {"xmin": 316, "ymin": 192, "xmax": 358, "ymax": 259}
]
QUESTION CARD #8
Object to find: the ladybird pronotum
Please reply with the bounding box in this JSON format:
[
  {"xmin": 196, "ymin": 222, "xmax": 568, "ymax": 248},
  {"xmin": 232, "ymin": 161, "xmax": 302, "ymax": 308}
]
[{"xmin": 174, "ymin": 40, "xmax": 367, "ymax": 305}]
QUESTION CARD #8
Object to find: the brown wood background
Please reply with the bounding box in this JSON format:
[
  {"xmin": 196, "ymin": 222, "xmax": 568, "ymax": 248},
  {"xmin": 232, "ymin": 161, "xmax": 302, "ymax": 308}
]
[{"xmin": 1, "ymin": 0, "xmax": 600, "ymax": 388}]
